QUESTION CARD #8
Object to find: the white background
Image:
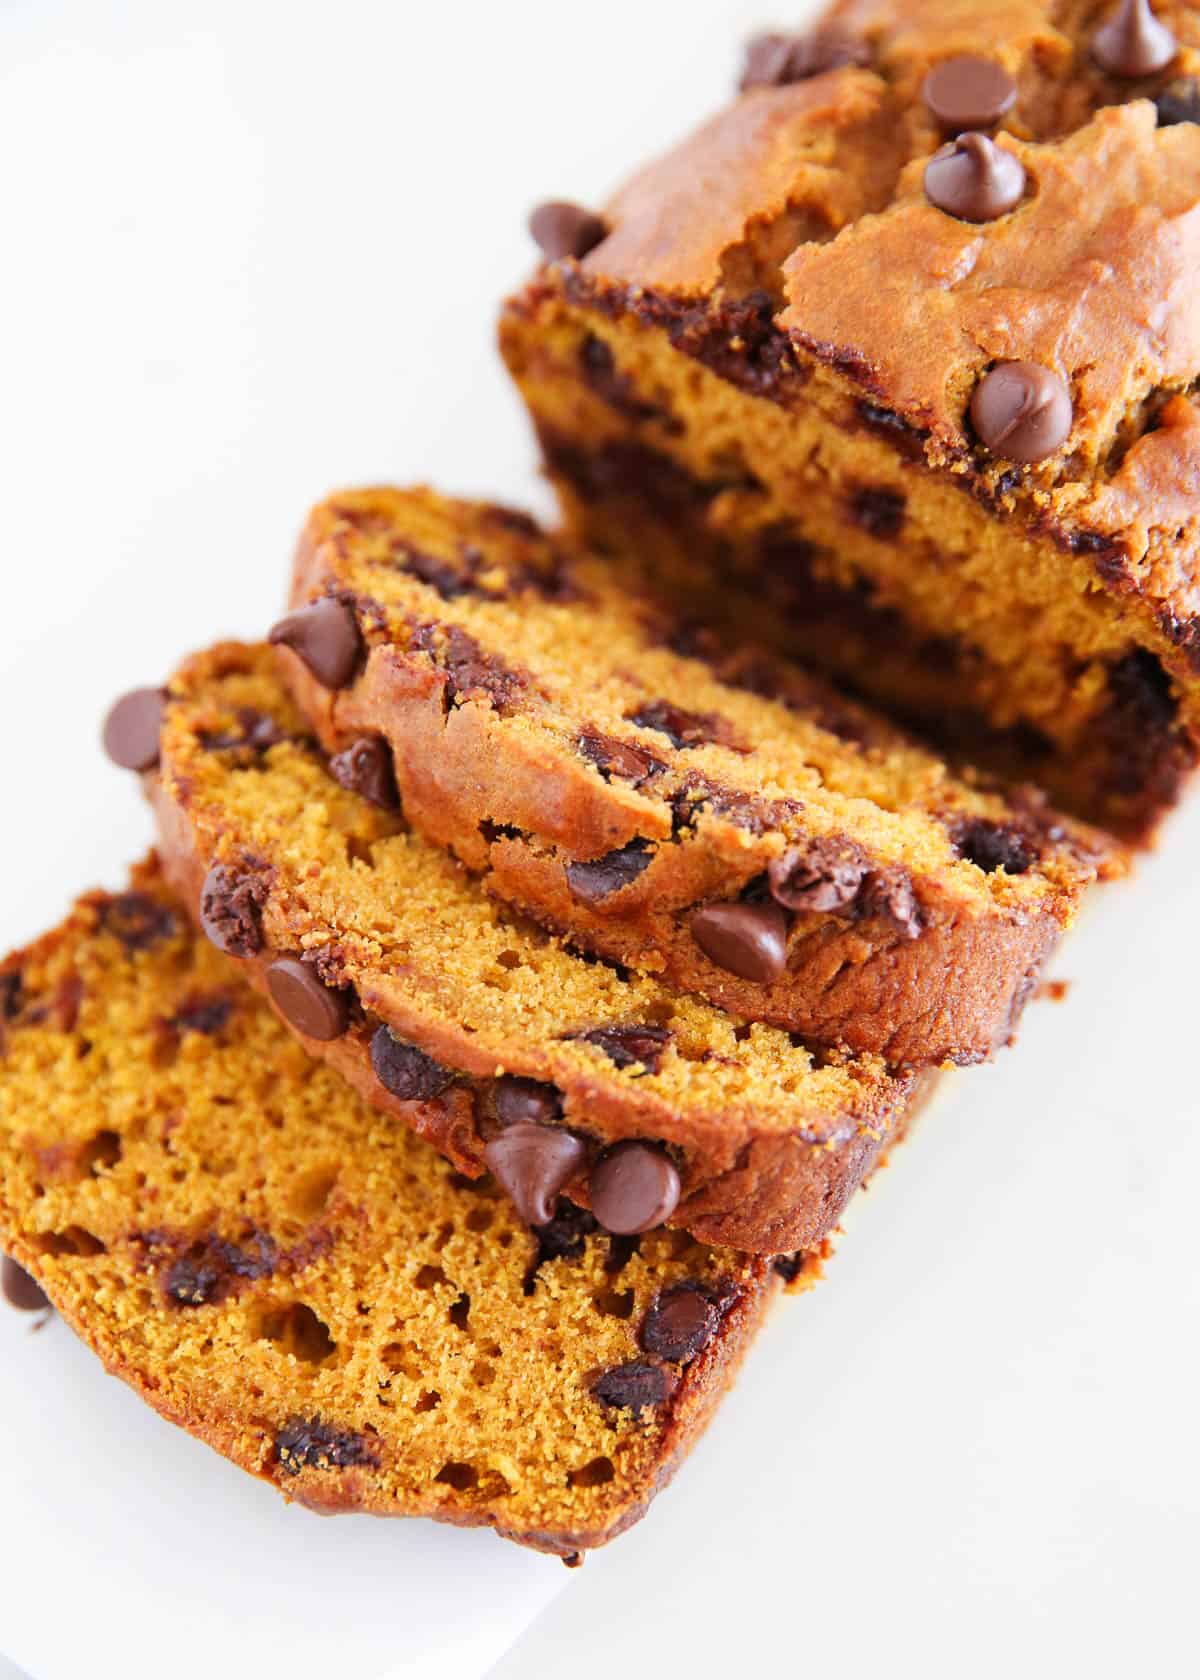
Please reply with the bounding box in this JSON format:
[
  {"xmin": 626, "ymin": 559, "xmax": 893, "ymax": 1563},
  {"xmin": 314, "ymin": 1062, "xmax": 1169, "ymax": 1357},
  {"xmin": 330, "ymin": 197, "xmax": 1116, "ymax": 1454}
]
[{"xmin": 1, "ymin": 3, "xmax": 1196, "ymax": 1677}]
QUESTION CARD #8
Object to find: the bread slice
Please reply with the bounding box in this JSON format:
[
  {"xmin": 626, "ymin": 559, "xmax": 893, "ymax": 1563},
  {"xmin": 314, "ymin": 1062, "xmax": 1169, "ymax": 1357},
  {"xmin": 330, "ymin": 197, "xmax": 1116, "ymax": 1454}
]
[
  {"xmin": 271, "ymin": 486, "xmax": 1111, "ymax": 1067},
  {"xmin": 143, "ymin": 641, "xmax": 917, "ymax": 1254},
  {"xmin": 499, "ymin": 7, "xmax": 1200, "ymax": 841},
  {"xmin": 0, "ymin": 856, "xmax": 790, "ymax": 1559}
]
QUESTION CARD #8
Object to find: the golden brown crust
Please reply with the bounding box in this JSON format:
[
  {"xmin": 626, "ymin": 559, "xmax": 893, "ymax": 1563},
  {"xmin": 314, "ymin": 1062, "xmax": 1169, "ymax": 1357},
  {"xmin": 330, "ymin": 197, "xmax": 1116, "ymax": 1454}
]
[{"xmin": 0, "ymin": 858, "xmax": 784, "ymax": 1556}]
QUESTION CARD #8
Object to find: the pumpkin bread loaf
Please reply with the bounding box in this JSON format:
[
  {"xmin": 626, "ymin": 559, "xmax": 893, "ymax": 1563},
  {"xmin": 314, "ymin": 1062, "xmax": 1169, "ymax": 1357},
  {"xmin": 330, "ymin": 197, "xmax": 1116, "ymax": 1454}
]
[
  {"xmin": 500, "ymin": 0, "xmax": 1200, "ymax": 840},
  {"xmin": 0, "ymin": 857, "xmax": 796, "ymax": 1559},
  {"xmin": 269, "ymin": 486, "xmax": 1110, "ymax": 1067},
  {"xmin": 138, "ymin": 641, "xmax": 921, "ymax": 1254}
]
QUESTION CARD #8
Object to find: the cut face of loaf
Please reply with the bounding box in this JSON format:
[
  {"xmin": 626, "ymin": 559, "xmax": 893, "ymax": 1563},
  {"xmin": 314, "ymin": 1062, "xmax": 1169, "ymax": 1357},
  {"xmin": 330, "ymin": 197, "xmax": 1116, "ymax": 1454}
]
[
  {"xmin": 147, "ymin": 642, "xmax": 917, "ymax": 1254},
  {"xmin": 500, "ymin": 4, "xmax": 1200, "ymax": 841},
  {"xmin": 0, "ymin": 857, "xmax": 787, "ymax": 1559},
  {"xmin": 274, "ymin": 489, "xmax": 1111, "ymax": 1067}
]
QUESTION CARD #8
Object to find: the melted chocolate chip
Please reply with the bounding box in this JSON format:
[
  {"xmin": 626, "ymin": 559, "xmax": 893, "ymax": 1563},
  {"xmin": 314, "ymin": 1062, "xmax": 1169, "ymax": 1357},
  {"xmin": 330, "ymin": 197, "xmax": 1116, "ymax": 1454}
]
[
  {"xmin": 275, "ymin": 1416, "xmax": 380, "ymax": 1475},
  {"xmin": 571, "ymin": 1024, "xmax": 672, "ymax": 1074},
  {"xmin": 689, "ymin": 899, "xmax": 789, "ymax": 983},
  {"xmin": 484, "ymin": 1124, "xmax": 588, "ymax": 1227},
  {"xmin": 772, "ymin": 1252, "xmax": 808, "ymax": 1283},
  {"xmin": 102, "ymin": 892, "xmax": 179, "ymax": 953},
  {"xmin": 329, "ymin": 736, "xmax": 401, "ymax": 811},
  {"xmin": 922, "ymin": 56, "xmax": 1017, "ymax": 131},
  {"xmin": 2, "ymin": 1254, "xmax": 49, "ymax": 1313},
  {"xmin": 589, "ymin": 1142, "xmax": 681, "ymax": 1235},
  {"xmin": 858, "ymin": 872, "xmax": 923, "ymax": 941},
  {"xmin": 849, "ymin": 484, "xmax": 906, "ymax": 540},
  {"xmin": 768, "ymin": 841, "xmax": 866, "ymax": 913},
  {"xmin": 579, "ymin": 334, "xmax": 675, "ymax": 427},
  {"xmin": 198, "ymin": 865, "xmax": 265, "ymax": 959},
  {"xmin": 1155, "ymin": 76, "xmax": 1200, "ymax": 126},
  {"xmin": 530, "ymin": 1202, "xmax": 597, "ymax": 1268},
  {"xmin": 0, "ymin": 972, "xmax": 23, "ymax": 1024},
  {"xmin": 629, "ymin": 700, "xmax": 721, "ymax": 750},
  {"xmin": 971, "ymin": 362, "xmax": 1072, "ymax": 463},
  {"xmin": 591, "ymin": 1361, "xmax": 675, "ymax": 1415},
  {"xmin": 198, "ymin": 707, "xmax": 286, "ymax": 755},
  {"xmin": 370, "ymin": 1025, "xmax": 454, "ymax": 1101},
  {"xmin": 528, "ymin": 200, "xmax": 608, "ymax": 262},
  {"xmin": 924, "ymin": 132, "xmax": 1026, "ymax": 222},
  {"xmin": 268, "ymin": 598, "xmax": 364, "ymax": 689},
  {"xmin": 638, "ymin": 1283, "xmax": 721, "ymax": 1363},
  {"xmin": 565, "ymin": 838, "xmax": 655, "ymax": 905},
  {"xmin": 953, "ymin": 817, "xmax": 1035, "ymax": 875},
  {"xmin": 169, "ymin": 994, "xmax": 235, "ymax": 1036},
  {"xmin": 162, "ymin": 1231, "xmax": 278, "ymax": 1307},
  {"xmin": 410, "ymin": 623, "xmax": 525, "ymax": 713},
  {"xmin": 1093, "ymin": 0, "xmax": 1177, "ymax": 77},
  {"xmin": 739, "ymin": 28, "xmax": 869, "ymax": 89},
  {"xmin": 577, "ymin": 731, "xmax": 667, "ymax": 786},
  {"xmin": 102, "ymin": 687, "xmax": 165, "ymax": 772},
  {"xmin": 494, "ymin": 1076, "xmax": 562, "ymax": 1127},
  {"xmin": 266, "ymin": 956, "xmax": 351, "ymax": 1041}
]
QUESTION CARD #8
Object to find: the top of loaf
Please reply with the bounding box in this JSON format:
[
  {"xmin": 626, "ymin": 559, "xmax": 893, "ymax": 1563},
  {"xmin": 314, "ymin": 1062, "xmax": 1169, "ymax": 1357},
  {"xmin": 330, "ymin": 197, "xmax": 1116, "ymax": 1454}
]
[{"xmin": 551, "ymin": 0, "xmax": 1200, "ymax": 654}]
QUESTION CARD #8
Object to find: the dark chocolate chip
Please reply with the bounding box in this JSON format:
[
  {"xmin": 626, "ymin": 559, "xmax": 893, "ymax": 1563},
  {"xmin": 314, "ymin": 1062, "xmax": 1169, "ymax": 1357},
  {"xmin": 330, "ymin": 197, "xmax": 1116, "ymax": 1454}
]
[
  {"xmin": 102, "ymin": 892, "xmax": 179, "ymax": 953},
  {"xmin": 370, "ymin": 1025, "xmax": 454, "ymax": 1101},
  {"xmin": 589, "ymin": 1142, "xmax": 681, "ymax": 1235},
  {"xmin": 922, "ymin": 56, "xmax": 1017, "ymax": 131},
  {"xmin": 689, "ymin": 900, "xmax": 789, "ymax": 983},
  {"xmin": 970, "ymin": 362, "xmax": 1072, "ymax": 463},
  {"xmin": 572, "ymin": 1024, "xmax": 672, "ymax": 1074},
  {"xmin": 528, "ymin": 200, "xmax": 609, "ymax": 262},
  {"xmin": 629, "ymin": 699, "xmax": 719, "ymax": 750},
  {"xmin": 484, "ymin": 1123, "xmax": 588, "ymax": 1227},
  {"xmin": 924, "ymin": 132, "xmax": 1026, "ymax": 221},
  {"xmin": 494, "ymin": 1076, "xmax": 562, "ymax": 1127},
  {"xmin": 268, "ymin": 599, "xmax": 363, "ymax": 689},
  {"xmin": 849, "ymin": 483, "xmax": 907, "ymax": 539},
  {"xmin": 768, "ymin": 841, "xmax": 866, "ymax": 913},
  {"xmin": 740, "ymin": 28, "xmax": 869, "ymax": 90},
  {"xmin": 859, "ymin": 872, "xmax": 923, "ymax": 940},
  {"xmin": 1093, "ymin": 0, "xmax": 1177, "ymax": 76},
  {"xmin": 169, "ymin": 994, "xmax": 234, "ymax": 1036},
  {"xmin": 638, "ymin": 1283, "xmax": 720, "ymax": 1364},
  {"xmin": 772, "ymin": 1252, "xmax": 808, "ymax": 1283},
  {"xmin": 1155, "ymin": 76, "xmax": 1200, "ymax": 125},
  {"xmin": 531, "ymin": 1203, "xmax": 597, "ymax": 1267},
  {"xmin": 591, "ymin": 1361, "xmax": 675, "ymax": 1415},
  {"xmin": 266, "ymin": 956, "xmax": 351, "ymax": 1041},
  {"xmin": 953, "ymin": 817, "xmax": 1035, "ymax": 875},
  {"xmin": 199, "ymin": 864, "xmax": 265, "ymax": 958},
  {"xmin": 410, "ymin": 622, "xmax": 525, "ymax": 713},
  {"xmin": 577, "ymin": 730, "xmax": 667, "ymax": 786},
  {"xmin": 199, "ymin": 707, "xmax": 286, "ymax": 755},
  {"xmin": 2, "ymin": 1255, "xmax": 49, "ymax": 1313},
  {"xmin": 275, "ymin": 1416, "xmax": 380, "ymax": 1475},
  {"xmin": 329, "ymin": 737, "xmax": 401, "ymax": 811},
  {"xmin": 101, "ymin": 687, "xmax": 165, "ymax": 772},
  {"xmin": 565, "ymin": 838, "xmax": 655, "ymax": 905},
  {"xmin": 162, "ymin": 1231, "xmax": 278, "ymax": 1308},
  {"xmin": 0, "ymin": 972, "xmax": 22, "ymax": 1022}
]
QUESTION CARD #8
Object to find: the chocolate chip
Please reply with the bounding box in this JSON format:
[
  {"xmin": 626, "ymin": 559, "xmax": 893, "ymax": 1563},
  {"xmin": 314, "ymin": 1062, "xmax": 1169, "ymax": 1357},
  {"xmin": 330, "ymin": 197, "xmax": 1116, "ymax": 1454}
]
[
  {"xmin": 922, "ymin": 56, "xmax": 1017, "ymax": 132},
  {"xmin": 591, "ymin": 1361, "xmax": 675, "ymax": 1415},
  {"xmin": 565, "ymin": 838, "xmax": 655, "ymax": 905},
  {"xmin": 531, "ymin": 1203, "xmax": 597, "ymax": 1267},
  {"xmin": 199, "ymin": 864, "xmax": 265, "ymax": 958},
  {"xmin": 577, "ymin": 731, "xmax": 667, "ymax": 786},
  {"xmin": 739, "ymin": 28, "xmax": 869, "ymax": 90},
  {"xmin": 266, "ymin": 956, "xmax": 351, "ymax": 1041},
  {"xmin": 849, "ymin": 484, "xmax": 906, "ymax": 539},
  {"xmin": 1155, "ymin": 76, "xmax": 1200, "ymax": 125},
  {"xmin": 169, "ymin": 994, "xmax": 234, "ymax": 1036},
  {"xmin": 772, "ymin": 1252, "xmax": 808, "ymax": 1283},
  {"xmin": 328, "ymin": 737, "xmax": 401, "ymax": 812},
  {"xmin": 859, "ymin": 872, "xmax": 923, "ymax": 940},
  {"xmin": 924, "ymin": 132, "xmax": 1026, "ymax": 221},
  {"xmin": 0, "ymin": 972, "xmax": 22, "ymax": 1023},
  {"xmin": 410, "ymin": 623, "xmax": 525, "ymax": 714},
  {"xmin": 268, "ymin": 598, "xmax": 363, "ymax": 689},
  {"xmin": 370, "ymin": 1025, "xmax": 454, "ymax": 1101},
  {"xmin": 589, "ymin": 1142, "xmax": 681, "ymax": 1235},
  {"xmin": 199, "ymin": 707, "xmax": 286, "ymax": 755},
  {"xmin": 2, "ymin": 1255, "xmax": 49, "ymax": 1313},
  {"xmin": 161, "ymin": 1231, "xmax": 278, "ymax": 1307},
  {"xmin": 275, "ymin": 1416, "xmax": 380, "ymax": 1475},
  {"xmin": 1093, "ymin": 0, "xmax": 1177, "ymax": 77},
  {"xmin": 953, "ymin": 817, "xmax": 1035, "ymax": 875},
  {"xmin": 571, "ymin": 1024, "xmax": 672, "ymax": 1074},
  {"xmin": 638, "ymin": 1283, "xmax": 720, "ymax": 1364},
  {"xmin": 102, "ymin": 892, "xmax": 179, "ymax": 952},
  {"xmin": 970, "ymin": 362, "xmax": 1072, "ymax": 463},
  {"xmin": 528, "ymin": 200, "xmax": 608, "ymax": 262},
  {"xmin": 484, "ymin": 1123, "xmax": 588, "ymax": 1227},
  {"xmin": 101, "ymin": 687, "xmax": 165, "ymax": 772},
  {"xmin": 494, "ymin": 1076, "xmax": 562, "ymax": 1127},
  {"xmin": 768, "ymin": 841, "xmax": 866, "ymax": 913},
  {"xmin": 689, "ymin": 900, "xmax": 789, "ymax": 983},
  {"xmin": 629, "ymin": 700, "xmax": 719, "ymax": 750}
]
